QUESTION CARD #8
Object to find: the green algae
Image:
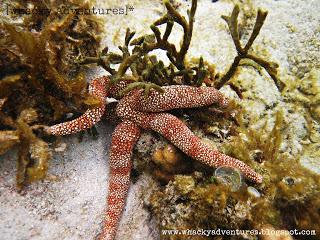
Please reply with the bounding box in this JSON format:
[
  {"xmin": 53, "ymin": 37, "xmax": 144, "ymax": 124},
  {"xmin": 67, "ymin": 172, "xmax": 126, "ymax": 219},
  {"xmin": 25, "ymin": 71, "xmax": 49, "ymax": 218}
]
[
  {"xmin": 225, "ymin": 110, "xmax": 283, "ymax": 165},
  {"xmin": 283, "ymin": 69, "xmax": 320, "ymax": 123}
]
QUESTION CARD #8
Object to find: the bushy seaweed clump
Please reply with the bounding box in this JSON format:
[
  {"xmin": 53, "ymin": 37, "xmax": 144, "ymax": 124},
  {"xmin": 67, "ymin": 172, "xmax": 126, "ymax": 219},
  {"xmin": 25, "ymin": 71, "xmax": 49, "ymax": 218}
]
[
  {"xmin": 0, "ymin": 0, "xmax": 102, "ymax": 188},
  {"xmin": 81, "ymin": 0, "xmax": 283, "ymax": 94}
]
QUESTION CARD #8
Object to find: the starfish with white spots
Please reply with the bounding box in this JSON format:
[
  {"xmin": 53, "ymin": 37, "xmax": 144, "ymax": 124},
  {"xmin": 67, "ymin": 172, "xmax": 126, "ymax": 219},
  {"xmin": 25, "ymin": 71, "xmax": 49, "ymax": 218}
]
[{"xmin": 46, "ymin": 76, "xmax": 262, "ymax": 240}]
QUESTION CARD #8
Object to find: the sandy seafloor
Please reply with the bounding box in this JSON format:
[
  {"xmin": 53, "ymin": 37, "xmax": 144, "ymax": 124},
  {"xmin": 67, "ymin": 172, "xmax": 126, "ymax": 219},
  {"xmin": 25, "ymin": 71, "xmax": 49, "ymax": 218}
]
[{"xmin": 0, "ymin": 0, "xmax": 319, "ymax": 239}]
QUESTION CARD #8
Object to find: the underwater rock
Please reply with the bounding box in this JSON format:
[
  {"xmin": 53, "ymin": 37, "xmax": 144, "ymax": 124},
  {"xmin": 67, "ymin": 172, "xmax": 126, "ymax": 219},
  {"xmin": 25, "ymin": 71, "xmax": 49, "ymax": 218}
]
[
  {"xmin": 152, "ymin": 144, "xmax": 183, "ymax": 172},
  {"xmin": 151, "ymin": 143, "xmax": 192, "ymax": 184},
  {"xmin": 135, "ymin": 132, "xmax": 156, "ymax": 156}
]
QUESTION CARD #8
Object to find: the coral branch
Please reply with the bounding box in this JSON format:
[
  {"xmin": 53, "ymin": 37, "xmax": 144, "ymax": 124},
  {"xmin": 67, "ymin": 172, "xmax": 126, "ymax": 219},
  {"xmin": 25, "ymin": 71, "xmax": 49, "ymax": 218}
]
[
  {"xmin": 77, "ymin": 0, "xmax": 201, "ymax": 88},
  {"xmin": 246, "ymin": 54, "xmax": 284, "ymax": 90}
]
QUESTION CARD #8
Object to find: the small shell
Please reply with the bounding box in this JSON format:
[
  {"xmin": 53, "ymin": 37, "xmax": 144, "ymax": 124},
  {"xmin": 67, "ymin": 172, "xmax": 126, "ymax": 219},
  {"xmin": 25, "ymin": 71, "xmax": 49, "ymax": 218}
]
[
  {"xmin": 247, "ymin": 186, "xmax": 261, "ymax": 198},
  {"xmin": 282, "ymin": 176, "xmax": 295, "ymax": 186},
  {"xmin": 215, "ymin": 166, "xmax": 242, "ymax": 192}
]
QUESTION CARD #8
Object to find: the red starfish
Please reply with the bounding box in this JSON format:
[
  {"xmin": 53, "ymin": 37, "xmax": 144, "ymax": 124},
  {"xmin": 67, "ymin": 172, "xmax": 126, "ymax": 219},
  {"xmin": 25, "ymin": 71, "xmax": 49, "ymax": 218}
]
[{"xmin": 46, "ymin": 76, "xmax": 262, "ymax": 240}]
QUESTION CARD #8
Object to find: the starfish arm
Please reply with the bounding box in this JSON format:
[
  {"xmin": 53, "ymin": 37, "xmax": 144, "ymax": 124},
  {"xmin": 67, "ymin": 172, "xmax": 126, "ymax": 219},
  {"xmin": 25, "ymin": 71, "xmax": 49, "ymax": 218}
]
[
  {"xmin": 108, "ymin": 79, "xmax": 134, "ymax": 99},
  {"xmin": 135, "ymin": 85, "xmax": 229, "ymax": 112},
  {"xmin": 99, "ymin": 120, "xmax": 141, "ymax": 240},
  {"xmin": 147, "ymin": 112, "xmax": 263, "ymax": 183},
  {"xmin": 46, "ymin": 77, "xmax": 108, "ymax": 136},
  {"xmin": 116, "ymin": 92, "xmax": 262, "ymax": 183}
]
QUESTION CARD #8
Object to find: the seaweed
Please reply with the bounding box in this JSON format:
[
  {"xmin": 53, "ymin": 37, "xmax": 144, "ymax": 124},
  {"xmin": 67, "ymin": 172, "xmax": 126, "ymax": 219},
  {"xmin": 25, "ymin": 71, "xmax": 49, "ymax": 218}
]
[
  {"xmin": 0, "ymin": 0, "xmax": 102, "ymax": 188},
  {"xmin": 225, "ymin": 110, "xmax": 284, "ymax": 164},
  {"xmin": 215, "ymin": 5, "xmax": 285, "ymax": 91},
  {"xmin": 0, "ymin": 130, "xmax": 20, "ymax": 155},
  {"xmin": 78, "ymin": 0, "xmax": 282, "ymax": 102},
  {"xmin": 146, "ymin": 0, "xmax": 197, "ymax": 71},
  {"xmin": 79, "ymin": 0, "xmax": 206, "ymax": 93},
  {"xmin": 16, "ymin": 109, "xmax": 51, "ymax": 187}
]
